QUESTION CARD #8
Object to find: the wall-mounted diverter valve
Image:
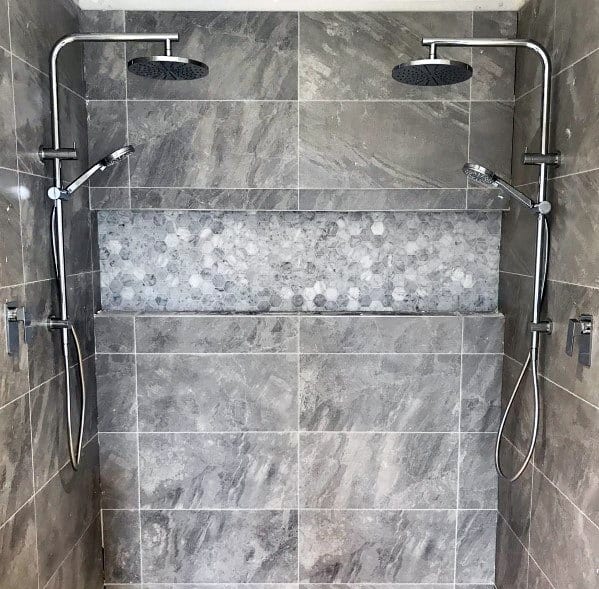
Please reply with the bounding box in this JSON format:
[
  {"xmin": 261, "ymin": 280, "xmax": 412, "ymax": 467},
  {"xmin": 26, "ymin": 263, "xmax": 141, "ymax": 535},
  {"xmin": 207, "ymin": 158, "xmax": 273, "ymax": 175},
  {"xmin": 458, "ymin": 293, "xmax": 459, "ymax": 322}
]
[
  {"xmin": 4, "ymin": 302, "xmax": 30, "ymax": 356},
  {"xmin": 566, "ymin": 314, "xmax": 593, "ymax": 367},
  {"xmin": 38, "ymin": 32, "xmax": 208, "ymax": 471}
]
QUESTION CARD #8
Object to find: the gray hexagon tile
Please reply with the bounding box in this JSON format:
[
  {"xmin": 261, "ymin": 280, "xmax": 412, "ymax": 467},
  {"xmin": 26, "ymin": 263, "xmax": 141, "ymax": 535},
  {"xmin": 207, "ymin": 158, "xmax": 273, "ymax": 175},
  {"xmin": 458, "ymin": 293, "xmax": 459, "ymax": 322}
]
[{"xmin": 98, "ymin": 210, "xmax": 500, "ymax": 313}]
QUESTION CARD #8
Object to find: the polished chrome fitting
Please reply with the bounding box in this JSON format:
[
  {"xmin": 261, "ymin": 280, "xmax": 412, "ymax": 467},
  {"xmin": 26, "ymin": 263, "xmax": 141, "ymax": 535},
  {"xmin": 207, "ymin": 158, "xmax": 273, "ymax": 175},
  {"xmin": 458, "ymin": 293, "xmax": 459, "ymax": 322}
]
[
  {"xmin": 46, "ymin": 317, "xmax": 72, "ymax": 330},
  {"xmin": 529, "ymin": 320, "xmax": 553, "ymax": 334},
  {"xmin": 39, "ymin": 145, "xmax": 78, "ymax": 161},
  {"xmin": 522, "ymin": 152, "xmax": 562, "ymax": 166}
]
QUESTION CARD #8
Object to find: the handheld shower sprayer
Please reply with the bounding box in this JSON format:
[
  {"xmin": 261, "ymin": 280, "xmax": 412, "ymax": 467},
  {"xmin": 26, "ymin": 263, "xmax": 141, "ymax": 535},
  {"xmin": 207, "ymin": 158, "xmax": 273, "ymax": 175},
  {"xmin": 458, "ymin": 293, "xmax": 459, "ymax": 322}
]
[
  {"xmin": 47, "ymin": 145, "xmax": 134, "ymax": 201},
  {"xmin": 462, "ymin": 162, "xmax": 552, "ymax": 215}
]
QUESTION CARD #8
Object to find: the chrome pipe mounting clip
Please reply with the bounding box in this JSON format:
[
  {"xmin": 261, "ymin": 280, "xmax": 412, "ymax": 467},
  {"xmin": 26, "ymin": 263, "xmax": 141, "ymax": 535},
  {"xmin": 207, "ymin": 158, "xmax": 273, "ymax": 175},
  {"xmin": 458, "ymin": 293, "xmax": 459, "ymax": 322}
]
[
  {"xmin": 530, "ymin": 320, "xmax": 553, "ymax": 334},
  {"xmin": 522, "ymin": 152, "xmax": 562, "ymax": 167}
]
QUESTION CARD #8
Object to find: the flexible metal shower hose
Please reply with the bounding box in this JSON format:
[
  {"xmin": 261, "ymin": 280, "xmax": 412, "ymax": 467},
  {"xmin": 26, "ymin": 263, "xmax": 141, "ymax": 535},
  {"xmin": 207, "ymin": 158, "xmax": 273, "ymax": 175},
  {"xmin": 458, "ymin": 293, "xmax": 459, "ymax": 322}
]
[
  {"xmin": 495, "ymin": 216, "xmax": 549, "ymax": 482},
  {"xmin": 51, "ymin": 204, "xmax": 86, "ymax": 470}
]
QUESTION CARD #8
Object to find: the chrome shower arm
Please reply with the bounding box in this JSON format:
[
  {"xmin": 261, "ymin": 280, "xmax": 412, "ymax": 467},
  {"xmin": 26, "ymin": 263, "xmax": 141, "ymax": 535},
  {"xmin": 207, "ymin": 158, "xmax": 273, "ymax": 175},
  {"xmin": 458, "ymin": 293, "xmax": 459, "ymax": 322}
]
[
  {"xmin": 63, "ymin": 162, "xmax": 103, "ymax": 196},
  {"xmin": 493, "ymin": 178, "xmax": 535, "ymax": 210}
]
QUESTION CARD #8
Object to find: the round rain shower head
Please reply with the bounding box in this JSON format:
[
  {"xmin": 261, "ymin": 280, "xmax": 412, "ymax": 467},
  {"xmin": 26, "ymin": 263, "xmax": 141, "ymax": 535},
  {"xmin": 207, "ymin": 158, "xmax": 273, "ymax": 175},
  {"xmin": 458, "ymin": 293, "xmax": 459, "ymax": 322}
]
[
  {"xmin": 99, "ymin": 145, "xmax": 134, "ymax": 169},
  {"xmin": 127, "ymin": 56, "xmax": 208, "ymax": 80},
  {"xmin": 462, "ymin": 162, "xmax": 498, "ymax": 186},
  {"xmin": 392, "ymin": 59, "xmax": 473, "ymax": 86}
]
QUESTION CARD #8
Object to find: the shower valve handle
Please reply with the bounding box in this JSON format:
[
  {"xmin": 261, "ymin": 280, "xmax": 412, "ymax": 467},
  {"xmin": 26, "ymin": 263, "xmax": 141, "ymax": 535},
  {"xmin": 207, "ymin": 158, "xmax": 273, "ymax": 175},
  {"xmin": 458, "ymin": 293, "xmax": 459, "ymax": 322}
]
[{"xmin": 566, "ymin": 315, "xmax": 593, "ymax": 366}]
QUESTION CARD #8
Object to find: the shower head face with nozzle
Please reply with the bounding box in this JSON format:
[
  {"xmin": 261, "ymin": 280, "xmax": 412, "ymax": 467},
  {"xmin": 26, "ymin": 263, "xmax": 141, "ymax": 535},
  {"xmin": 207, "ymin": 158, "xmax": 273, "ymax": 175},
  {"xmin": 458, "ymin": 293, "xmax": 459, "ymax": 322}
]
[
  {"xmin": 128, "ymin": 55, "xmax": 209, "ymax": 80},
  {"xmin": 392, "ymin": 58, "xmax": 473, "ymax": 86},
  {"xmin": 462, "ymin": 162, "xmax": 498, "ymax": 186},
  {"xmin": 99, "ymin": 145, "xmax": 135, "ymax": 170}
]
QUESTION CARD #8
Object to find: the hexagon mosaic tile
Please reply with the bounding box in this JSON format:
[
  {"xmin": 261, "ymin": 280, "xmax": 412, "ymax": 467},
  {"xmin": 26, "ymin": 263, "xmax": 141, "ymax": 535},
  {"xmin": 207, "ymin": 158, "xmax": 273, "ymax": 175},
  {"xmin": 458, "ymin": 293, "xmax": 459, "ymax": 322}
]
[{"xmin": 98, "ymin": 211, "xmax": 501, "ymax": 313}]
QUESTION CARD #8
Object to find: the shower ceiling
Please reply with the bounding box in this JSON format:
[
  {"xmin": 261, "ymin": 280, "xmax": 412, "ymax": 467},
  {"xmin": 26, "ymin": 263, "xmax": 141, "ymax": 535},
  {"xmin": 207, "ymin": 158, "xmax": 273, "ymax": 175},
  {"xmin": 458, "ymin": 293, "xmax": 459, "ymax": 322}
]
[{"xmin": 76, "ymin": 0, "xmax": 526, "ymax": 10}]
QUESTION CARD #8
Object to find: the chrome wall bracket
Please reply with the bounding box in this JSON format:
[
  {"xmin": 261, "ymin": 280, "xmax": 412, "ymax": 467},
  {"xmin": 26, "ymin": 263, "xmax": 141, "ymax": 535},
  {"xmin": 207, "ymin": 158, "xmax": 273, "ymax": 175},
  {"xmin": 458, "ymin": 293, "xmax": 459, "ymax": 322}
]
[
  {"xmin": 4, "ymin": 302, "xmax": 31, "ymax": 356},
  {"xmin": 566, "ymin": 314, "xmax": 593, "ymax": 367},
  {"xmin": 530, "ymin": 320, "xmax": 553, "ymax": 334},
  {"xmin": 39, "ymin": 144, "xmax": 78, "ymax": 161},
  {"xmin": 522, "ymin": 151, "xmax": 562, "ymax": 166}
]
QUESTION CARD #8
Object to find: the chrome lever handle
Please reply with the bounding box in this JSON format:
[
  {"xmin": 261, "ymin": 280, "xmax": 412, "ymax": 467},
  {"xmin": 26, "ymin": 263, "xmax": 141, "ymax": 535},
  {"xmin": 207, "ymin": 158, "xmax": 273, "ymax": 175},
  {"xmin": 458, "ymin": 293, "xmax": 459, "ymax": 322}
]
[{"xmin": 566, "ymin": 315, "xmax": 593, "ymax": 366}]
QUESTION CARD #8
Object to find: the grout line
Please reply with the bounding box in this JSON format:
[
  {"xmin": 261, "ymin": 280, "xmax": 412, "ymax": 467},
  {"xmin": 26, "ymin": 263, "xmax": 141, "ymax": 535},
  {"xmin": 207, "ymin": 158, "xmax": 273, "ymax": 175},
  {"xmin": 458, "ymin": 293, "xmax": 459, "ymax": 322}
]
[
  {"xmin": 107, "ymin": 430, "xmax": 489, "ymax": 435},
  {"xmin": 41, "ymin": 512, "xmax": 101, "ymax": 589},
  {"xmin": 85, "ymin": 97, "xmax": 514, "ymax": 104},
  {"xmin": 101, "ymin": 507, "xmax": 497, "ymax": 513}
]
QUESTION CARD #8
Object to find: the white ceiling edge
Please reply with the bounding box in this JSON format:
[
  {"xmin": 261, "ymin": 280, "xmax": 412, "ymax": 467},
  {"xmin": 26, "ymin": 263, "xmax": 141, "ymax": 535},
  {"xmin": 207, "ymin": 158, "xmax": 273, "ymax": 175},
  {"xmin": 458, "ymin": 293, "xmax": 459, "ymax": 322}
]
[{"xmin": 76, "ymin": 0, "xmax": 526, "ymax": 11}]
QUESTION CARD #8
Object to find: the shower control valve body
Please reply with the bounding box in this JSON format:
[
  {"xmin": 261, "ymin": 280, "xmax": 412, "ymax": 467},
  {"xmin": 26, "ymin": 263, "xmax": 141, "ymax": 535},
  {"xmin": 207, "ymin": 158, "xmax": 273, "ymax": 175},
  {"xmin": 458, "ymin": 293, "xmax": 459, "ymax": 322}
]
[{"xmin": 47, "ymin": 186, "xmax": 70, "ymax": 201}]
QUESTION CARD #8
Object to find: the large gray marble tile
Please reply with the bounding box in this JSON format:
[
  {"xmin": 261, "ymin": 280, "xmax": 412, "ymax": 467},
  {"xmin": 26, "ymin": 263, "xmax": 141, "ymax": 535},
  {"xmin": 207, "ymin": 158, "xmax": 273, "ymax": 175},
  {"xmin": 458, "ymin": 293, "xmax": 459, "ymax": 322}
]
[
  {"xmin": 458, "ymin": 433, "xmax": 497, "ymax": 509},
  {"xmin": 25, "ymin": 278, "xmax": 62, "ymax": 388},
  {"xmin": 529, "ymin": 472, "xmax": 599, "ymax": 589},
  {"xmin": 62, "ymin": 184, "xmax": 93, "ymax": 276},
  {"xmin": 500, "ymin": 355, "xmax": 534, "ymax": 455},
  {"xmin": 141, "ymin": 509, "xmax": 298, "ymax": 583},
  {"xmin": 44, "ymin": 515, "xmax": 103, "ymax": 589},
  {"xmin": 9, "ymin": 0, "xmax": 84, "ymax": 96},
  {"xmin": 299, "ymin": 509, "xmax": 455, "ymax": 583},
  {"xmin": 103, "ymin": 509, "xmax": 141, "ymax": 583},
  {"xmin": 12, "ymin": 58, "xmax": 52, "ymax": 177},
  {"xmin": 94, "ymin": 314, "xmax": 135, "ymax": 353},
  {"xmin": 300, "ymin": 316, "xmax": 462, "ymax": 353},
  {"xmin": 540, "ymin": 280, "xmax": 599, "ymax": 407},
  {"xmin": 498, "ymin": 439, "xmax": 532, "ymax": 543},
  {"xmin": 96, "ymin": 354, "xmax": 137, "ymax": 432},
  {"xmin": 0, "ymin": 395, "xmax": 32, "ymax": 525},
  {"xmin": 299, "ymin": 189, "xmax": 466, "ymax": 211},
  {"xmin": 300, "ymin": 354, "xmax": 460, "ymax": 432},
  {"xmin": 13, "ymin": 60, "xmax": 87, "ymax": 180},
  {"xmin": 90, "ymin": 186, "xmax": 130, "ymax": 209},
  {"xmin": 0, "ymin": 170, "xmax": 22, "ymax": 288},
  {"xmin": 128, "ymin": 101, "xmax": 297, "ymax": 188},
  {"xmin": 535, "ymin": 376, "xmax": 599, "ymax": 525},
  {"xmin": 527, "ymin": 559, "xmax": 554, "ymax": 589},
  {"xmin": 498, "ymin": 270, "xmax": 534, "ymax": 365},
  {"xmin": 66, "ymin": 271, "xmax": 95, "ymax": 360},
  {"xmin": 494, "ymin": 515, "xmax": 528, "ymax": 589},
  {"xmin": 548, "ymin": 172, "xmax": 599, "ymax": 288},
  {"xmin": 19, "ymin": 172, "xmax": 55, "ymax": 282},
  {"xmin": 136, "ymin": 315, "xmax": 297, "ymax": 353},
  {"xmin": 460, "ymin": 354, "xmax": 503, "ymax": 432},
  {"xmin": 0, "ymin": 500, "xmax": 38, "ymax": 588},
  {"xmin": 131, "ymin": 188, "xmax": 297, "ymax": 210},
  {"xmin": 137, "ymin": 354, "xmax": 297, "ymax": 432},
  {"xmin": 471, "ymin": 12, "xmax": 517, "ymax": 101},
  {"xmin": 515, "ymin": 0, "xmax": 555, "ymax": 98},
  {"xmin": 140, "ymin": 432, "xmax": 297, "ymax": 509},
  {"xmin": 87, "ymin": 100, "xmax": 129, "ymax": 187},
  {"xmin": 553, "ymin": 49, "xmax": 599, "ymax": 177},
  {"xmin": 299, "ymin": 12, "xmax": 471, "ymax": 100},
  {"xmin": 0, "ymin": 48, "xmax": 16, "ymax": 170},
  {"xmin": 35, "ymin": 438, "xmax": 101, "ymax": 586},
  {"xmin": 299, "ymin": 432, "xmax": 457, "ymax": 508},
  {"xmin": 299, "ymin": 101, "xmax": 468, "ymax": 189},
  {"xmin": 30, "ymin": 372, "xmax": 71, "ymax": 490},
  {"xmin": 511, "ymin": 86, "xmax": 543, "ymax": 187},
  {"xmin": 469, "ymin": 101, "xmax": 514, "ymax": 182},
  {"xmin": 81, "ymin": 10, "xmax": 126, "ymax": 100},
  {"xmin": 0, "ymin": 0, "xmax": 8, "ymax": 49},
  {"xmin": 463, "ymin": 314, "xmax": 504, "ymax": 353},
  {"xmin": 0, "ymin": 285, "xmax": 28, "ymax": 406},
  {"xmin": 126, "ymin": 12, "xmax": 297, "ymax": 100},
  {"xmin": 554, "ymin": 0, "xmax": 599, "ymax": 72},
  {"xmin": 99, "ymin": 433, "xmax": 139, "ymax": 509},
  {"xmin": 498, "ymin": 187, "xmax": 538, "ymax": 276},
  {"xmin": 467, "ymin": 187, "xmax": 510, "ymax": 210},
  {"xmin": 143, "ymin": 586, "xmax": 297, "ymax": 589},
  {"xmin": 455, "ymin": 510, "xmax": 496, "ymax": 583}
]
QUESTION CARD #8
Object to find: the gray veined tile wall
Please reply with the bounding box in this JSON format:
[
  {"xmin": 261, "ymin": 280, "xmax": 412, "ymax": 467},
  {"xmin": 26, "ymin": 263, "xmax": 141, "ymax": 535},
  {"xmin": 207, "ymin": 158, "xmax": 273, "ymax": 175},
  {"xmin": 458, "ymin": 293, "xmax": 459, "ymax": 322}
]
[
  {"xmin": 497, "ymin": 0, "xmax": 599, "ymax": 588},
  {"xmin": 79, "ymin": 8, "xmax": 515, "ymax": 589},
  {"xmin": 95, "ymin": 312, "xmax": 503, "ymax": 586},
  {"xmin": 0, "ymin": 0, "xmax": 103, "ymax": 587}
]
